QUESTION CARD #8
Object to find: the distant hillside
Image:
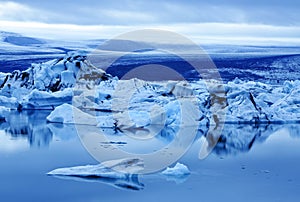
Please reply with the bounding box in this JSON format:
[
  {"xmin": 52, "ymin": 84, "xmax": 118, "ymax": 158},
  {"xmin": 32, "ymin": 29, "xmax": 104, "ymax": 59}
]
[
  {"xmin": 0, "ymin": 31, "xmax": 44, "ymax": 46},
  {"xmin": 3, "ymin": 36, "xmax": 44, "ymax": 46}
]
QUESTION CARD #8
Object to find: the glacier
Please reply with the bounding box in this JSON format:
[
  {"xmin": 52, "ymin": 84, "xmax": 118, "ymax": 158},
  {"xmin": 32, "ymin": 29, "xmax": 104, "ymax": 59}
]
[{"xmin": 0, "ymin": 50, "xmax": 300, "ymax": 129}]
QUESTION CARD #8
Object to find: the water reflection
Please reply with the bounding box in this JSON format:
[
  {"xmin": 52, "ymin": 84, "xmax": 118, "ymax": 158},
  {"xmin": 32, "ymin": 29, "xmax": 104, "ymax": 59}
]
[
  {"xmin": 1, "ymin": 110, "xmax": 300, "ymax": 192},
  {"xmin": 52, "ymin": 173, "xmax": 144, "ymax": 191},
  {"xmin": 0, "ymin": 110, "xmax": 299, "ymax": 156},
  {"xmin": 0, "ymin": 110, "xmax": 76, "ymax": 148},
  {"xmin": 212, "ymin": 124, "xmax": 300, "ymax": 156}
]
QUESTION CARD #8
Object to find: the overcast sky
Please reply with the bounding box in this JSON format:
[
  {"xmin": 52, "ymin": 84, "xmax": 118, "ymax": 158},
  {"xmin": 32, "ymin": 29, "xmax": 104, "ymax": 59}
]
[{"xmin": 0, "ymin": 0, "xmax": 300, "ymax": 43}]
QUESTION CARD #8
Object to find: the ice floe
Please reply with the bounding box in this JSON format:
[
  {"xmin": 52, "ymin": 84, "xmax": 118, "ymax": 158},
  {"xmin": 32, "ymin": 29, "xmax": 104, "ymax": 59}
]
[{"xmin": 47, "ymin": 158, "xmax": 144, "ymax": 190}]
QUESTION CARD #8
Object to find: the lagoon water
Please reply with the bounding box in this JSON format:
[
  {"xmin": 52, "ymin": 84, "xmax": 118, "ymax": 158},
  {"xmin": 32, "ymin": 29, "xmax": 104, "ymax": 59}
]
[{"xmin": 0, "ymin": 110, "xmax": 299, "ymax": 202}]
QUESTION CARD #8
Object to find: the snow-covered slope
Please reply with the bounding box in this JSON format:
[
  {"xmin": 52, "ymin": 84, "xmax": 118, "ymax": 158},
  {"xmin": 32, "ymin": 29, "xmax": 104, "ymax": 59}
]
[
  {"xmin": 0, "ymin": 31, "xmax": 95, "ymax": 52},
  {"xmin": 0, "ymin": 31, "xmax": 59, "ymax": 54},
  {"xmin": 0, "ymin": 31, "xmax": 102, "ymax": 74},
  {"xmin": 1, "ymin": 32, "xmax": 44, "ymax": 46}
]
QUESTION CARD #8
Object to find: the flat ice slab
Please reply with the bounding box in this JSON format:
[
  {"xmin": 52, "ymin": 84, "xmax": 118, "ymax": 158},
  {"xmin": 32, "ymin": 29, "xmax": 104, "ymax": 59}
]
[
  {"xmin": 47, "ymin": 158, "xmax": 144, "ymax": 177},
  {"xmin": 47, "ymin": 158, "xmax": 144, "ymax": 190}
]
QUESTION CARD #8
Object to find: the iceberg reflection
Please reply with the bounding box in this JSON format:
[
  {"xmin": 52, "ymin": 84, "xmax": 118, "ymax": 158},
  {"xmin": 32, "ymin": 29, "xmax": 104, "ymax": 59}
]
[
  {"xmin": 0, "ymin": 110, "xmax": 77, "ymax": 148},
  {"xmin": 0, "ymin": 110, "xmax": 299, "ymax": 156}
]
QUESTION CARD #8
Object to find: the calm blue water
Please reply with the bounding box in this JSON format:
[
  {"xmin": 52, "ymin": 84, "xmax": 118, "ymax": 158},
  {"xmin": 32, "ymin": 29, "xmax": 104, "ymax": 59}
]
[{"xmin": 0, "ymin": 111, "xmax": 300, "ymax": 202}]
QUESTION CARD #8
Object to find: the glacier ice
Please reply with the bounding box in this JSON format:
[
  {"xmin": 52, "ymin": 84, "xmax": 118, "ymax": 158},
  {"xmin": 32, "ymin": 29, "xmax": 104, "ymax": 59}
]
[
  {"xmin": 47, "ymin": 158, "xmax": 144, "ymax": 176},
  {"xmin": 161, "ymin": 162, "xmax": 191, "ymax": 184},
  {"xmin": 47, "ymin": 158, "xmax": 144, "ymax": 190},
  {"xmin": 0, "ymin": 51, "xmax": 300, "ymax": 126},
  {"xmin": 161, "ymin": 162, "xmax": 191, "ymax": 176},
  {"xmin": 0, "ymin": 51, "xmax": 108, "ymax": 109},
  {"xmin": 46, "ymin": 103, "xmax": 97, "ymax": 125},
  {"xmin": 0, "ymin": 95, "xmax": 18, "ymax": 109}
]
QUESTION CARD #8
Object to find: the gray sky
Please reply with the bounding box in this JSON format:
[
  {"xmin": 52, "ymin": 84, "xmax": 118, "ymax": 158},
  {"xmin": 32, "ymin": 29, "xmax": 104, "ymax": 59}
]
[
  {"xmin": 1, "ymin": 0, "xmax": 299, "ymax": 25},
  {"xmin": 0, "ymin": 0, "xmax": 300, "ymax": 43}
]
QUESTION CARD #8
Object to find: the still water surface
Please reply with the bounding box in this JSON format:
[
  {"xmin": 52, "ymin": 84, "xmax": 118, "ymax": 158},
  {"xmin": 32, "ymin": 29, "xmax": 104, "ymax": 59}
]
[{"xmin": 0, "ymin": 111, "xmax": 299, "ymax": 202}]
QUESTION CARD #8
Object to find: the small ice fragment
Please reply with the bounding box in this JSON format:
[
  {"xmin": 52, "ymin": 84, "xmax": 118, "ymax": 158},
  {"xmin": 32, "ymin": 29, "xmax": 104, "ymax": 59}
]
[{"xmin": 162, "ymin": 162, "xmax": 191, "ymax": 176}]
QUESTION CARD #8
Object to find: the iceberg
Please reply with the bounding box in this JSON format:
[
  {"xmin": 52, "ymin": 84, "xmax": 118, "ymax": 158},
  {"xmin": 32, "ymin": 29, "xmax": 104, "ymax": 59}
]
[
  {"xmin": 47, "ymin": 158, "xmax": 144, "ymax": 176},
  {"xmin": 1, "ymin": 50, "xmax": 300, "ymax": 126},
  {"xmin": 46, "ymin": 103, "xmax": 97, "ymax": 125},
  {"xmin": 21, "ymin": 88, "xmax": 73, "ymax": 110},
  {"xmin": 161, "ymin": 162, "xmax": 191, "ymax": 176},
  {"xmin": 161, "ymin": 162, "xmax": 191, "ymax": 184},
  {"xmin": 47, "ymin": 158, "xmax": 144, "ymax": 190},
  {"xmin": 0, "ymin": 51, "xmax": 109, "ymax": 109},
  {"xmin": 207, "ymin": 78, "xmax": 300, "ymax": 123}
]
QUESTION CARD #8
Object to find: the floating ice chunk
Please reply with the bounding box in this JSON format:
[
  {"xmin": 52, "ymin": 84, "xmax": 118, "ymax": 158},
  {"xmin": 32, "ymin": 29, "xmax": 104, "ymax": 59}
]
[
  {"xmin": 47, "ymin": 163, "xmax": 126, "ymax": 178},
  {"xmin": 22, "ymin": 88, "xmax": 73, "ymax": 109},
  {"xmin": 47, "ymin": 158, "xmax": 144, "ymax": 191},
  {"xmin": 46, "ymin": 103, "xmax": 96, "ymax": 125},
  {"xmin": 166, "ymin": 81, "xmax": 194, "ymax": 97},
  {"xmin": 0, "ymin": 50, "xmax": 109, "ymax": 102},
  {"xmin": 48, "ymin": 158, "xmax": 143, "ymax": 177},
  {"xmin": 11, "ymin": 87, "xmax": 31, "ymax": 100},
  {"xmin": 26, "ymin": 88, "xmax": 72, "ymax": 100},
  {"xmin": 225, "ymin": 90, "xmax": 261, "ymax": 123},
  {"xmin": 161, "ymin": 162, "xmax": 191, "ymax": 176},
  {"xmin": 0, "ymin": 95, "xmax": 19, "ymax": 109},
  {"xmin": 128, "ymin": 110, "xmax": 152, "ymax": 127},
  {"xmin": 96, "ymin": 115, "xmax": 116, "ymax": 128},
  {"xmin": 161, "ymin": 163, "xmax": 191, "ymax": 184}
]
